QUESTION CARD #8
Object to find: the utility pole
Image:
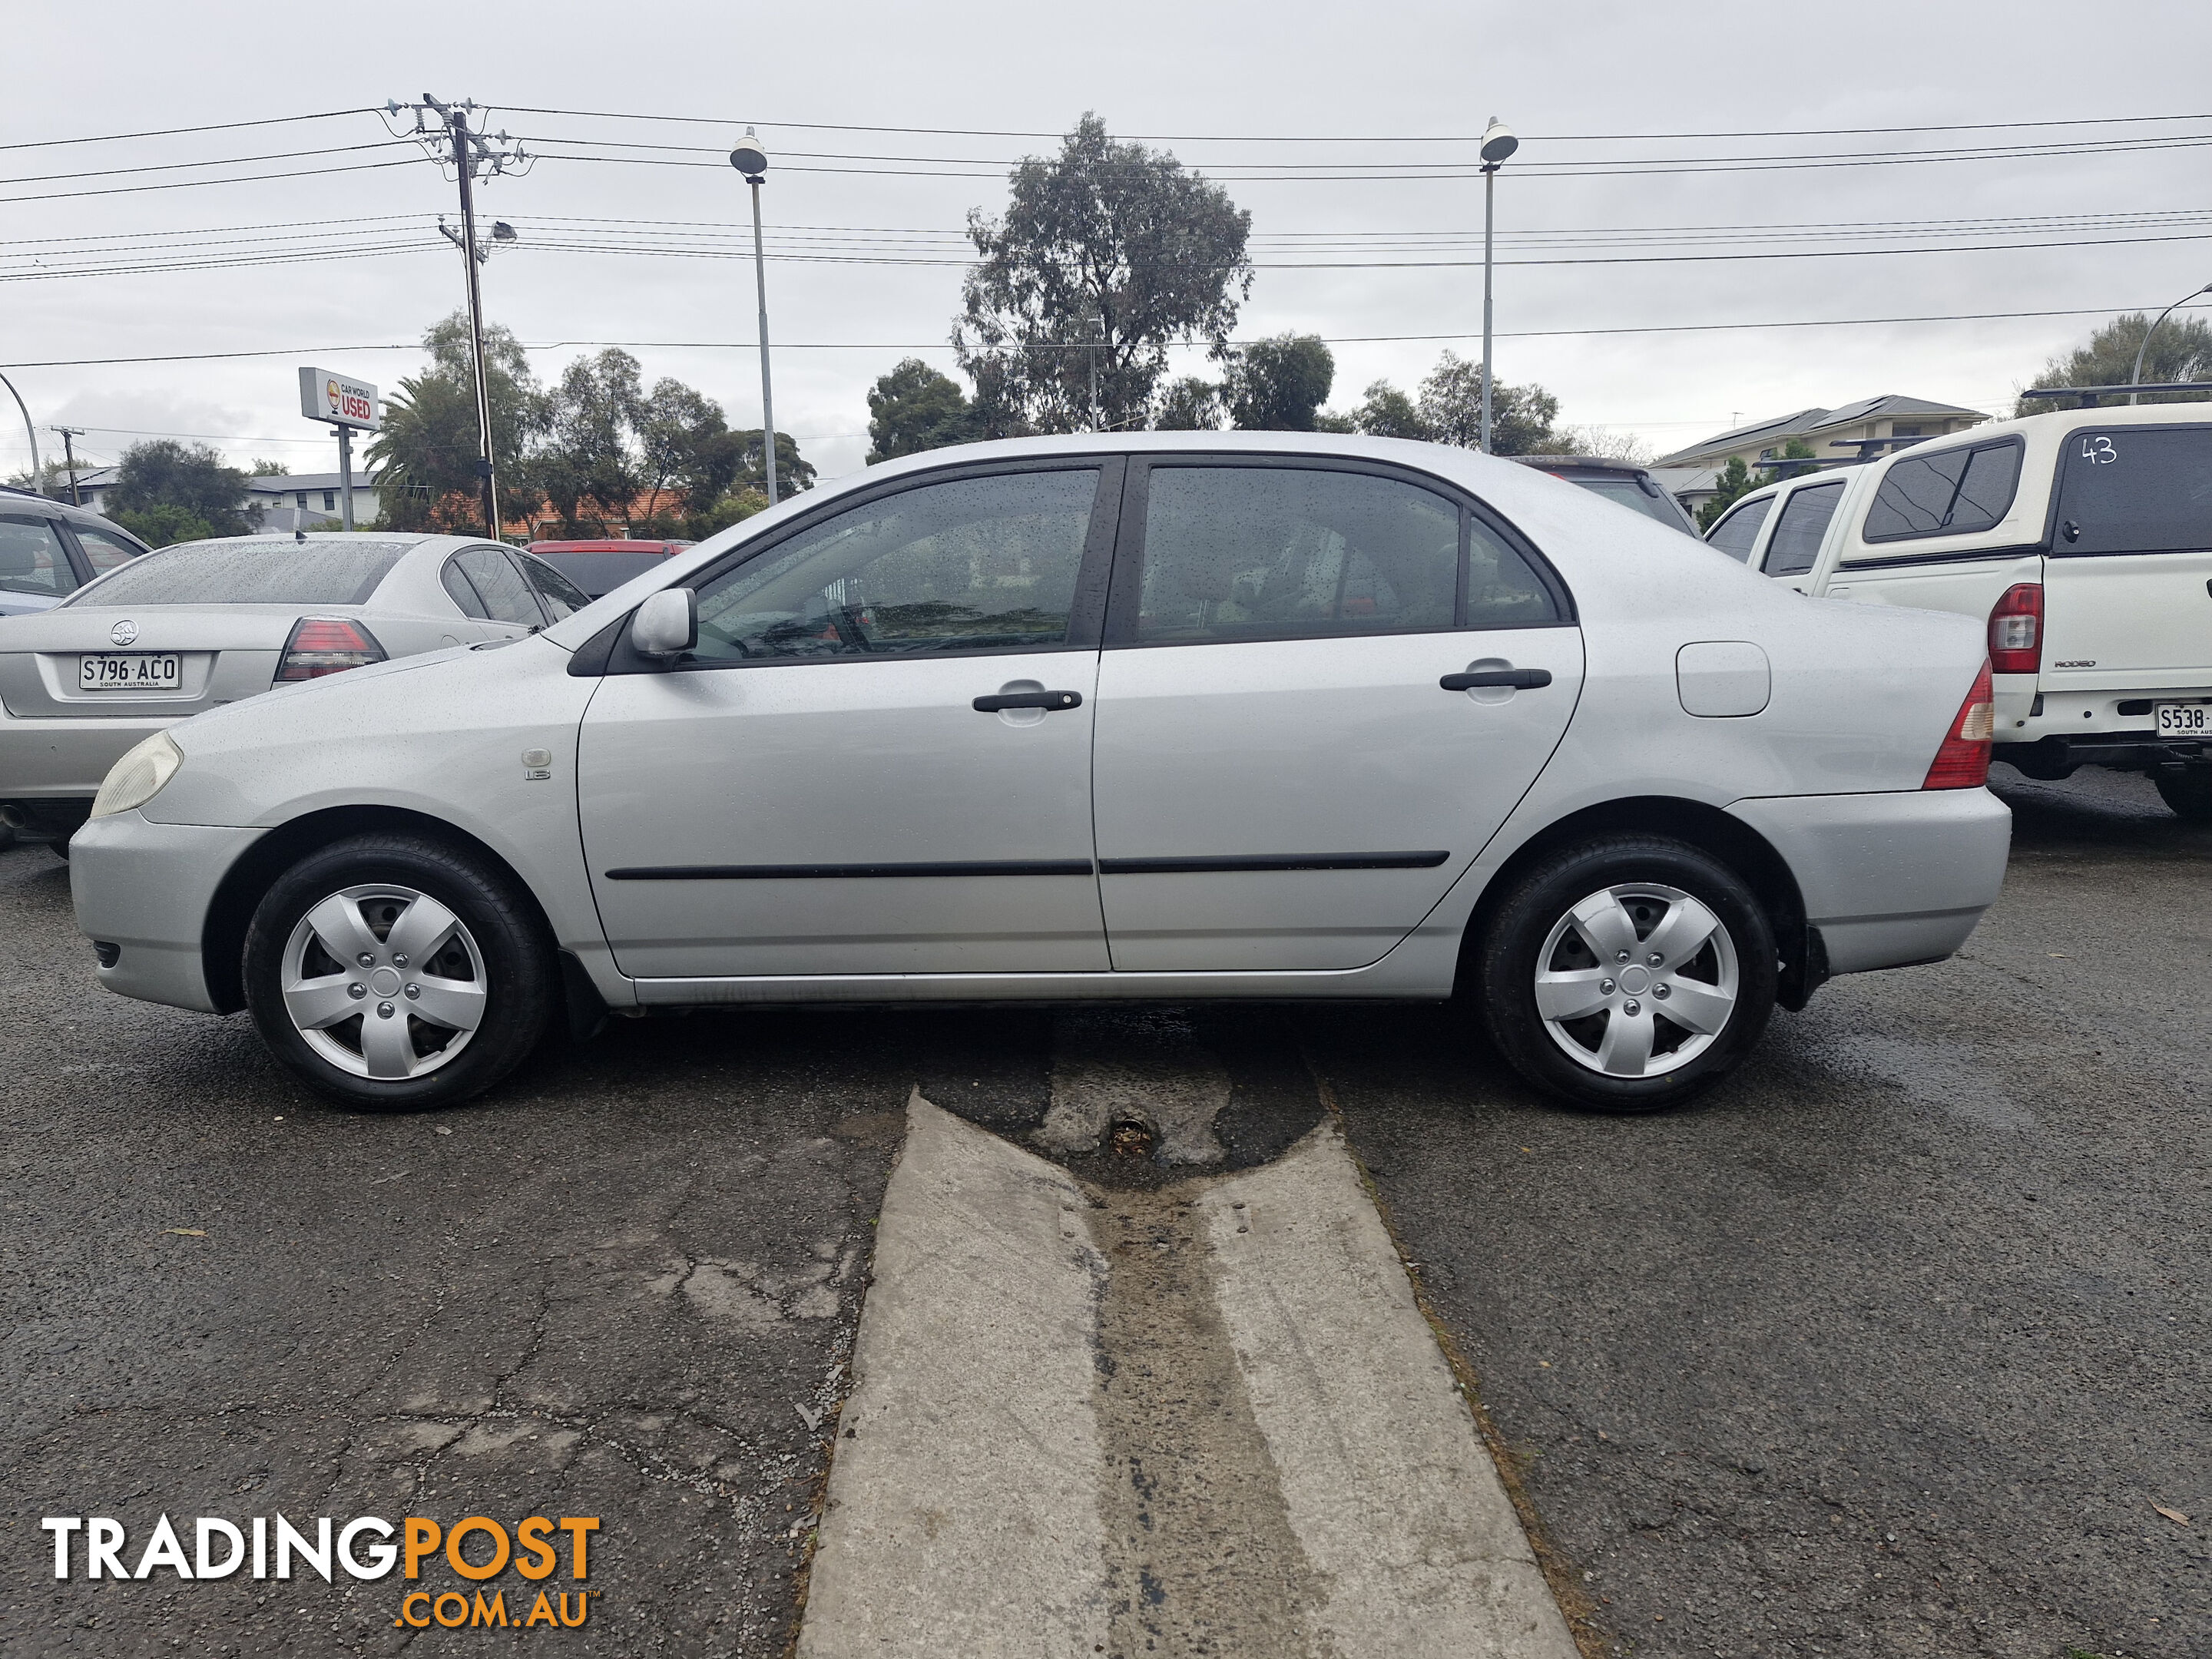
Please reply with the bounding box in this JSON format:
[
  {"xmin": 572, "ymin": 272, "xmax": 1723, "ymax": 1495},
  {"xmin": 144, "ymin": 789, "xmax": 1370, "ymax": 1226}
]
[
  {"xmin": 52, "ymin": 426, "xmax": 83, "ymax": 505},
  {"xmin": 394, "ymin": 96, "xmax": 526, "ymax": 539}
]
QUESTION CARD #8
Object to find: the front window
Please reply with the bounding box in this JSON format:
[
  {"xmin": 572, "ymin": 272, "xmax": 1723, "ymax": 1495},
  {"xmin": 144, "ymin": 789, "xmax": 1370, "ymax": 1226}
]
[
  {"xmin": 687, "ymin": 468, "xmax": 1100, "ymax": 664},
  {"xmin": 1704, "ymin": 495, "xmax": 1774, "ymax": 562}
]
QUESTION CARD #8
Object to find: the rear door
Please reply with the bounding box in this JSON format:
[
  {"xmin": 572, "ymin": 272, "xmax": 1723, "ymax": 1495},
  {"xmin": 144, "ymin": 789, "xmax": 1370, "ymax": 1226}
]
[
  {"xmin": 1089, "ymin": 458, "xmax": 1582, "ymax": 972},
  {"xmin": 2043, "ymin": 422, "xmax": 2212, "ymax": 692},
  {"xmin": 1755, "ymin": 478, "xmax": 1846, "ymax": 591}
]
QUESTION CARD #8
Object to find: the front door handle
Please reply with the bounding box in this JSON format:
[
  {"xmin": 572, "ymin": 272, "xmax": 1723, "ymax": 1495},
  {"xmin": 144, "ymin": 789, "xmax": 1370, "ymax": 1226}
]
[
  {"xmin": 973, "ymin": 689, "xmax": 1084, "ymax": 713},
  {"xmin": 1440, "ymin": 668, "xmax": 1551, "ymax": 691}
]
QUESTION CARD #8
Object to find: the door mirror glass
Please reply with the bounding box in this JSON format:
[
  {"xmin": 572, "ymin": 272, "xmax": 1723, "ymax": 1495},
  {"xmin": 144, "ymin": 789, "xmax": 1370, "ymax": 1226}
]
[
  {"xmin": 632, "ymin": 588, "xmax": 698, "ymax": 657},
  {"xmin": 687, "ymin": 469, "xmax": 1099, "ymax": 663}
]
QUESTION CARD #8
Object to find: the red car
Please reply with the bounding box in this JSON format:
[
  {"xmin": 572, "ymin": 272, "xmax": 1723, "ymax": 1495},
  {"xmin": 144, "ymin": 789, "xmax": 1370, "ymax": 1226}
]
[{"xmin": 523, "ymin": 539, "xmax": 693, "ymax": 599}]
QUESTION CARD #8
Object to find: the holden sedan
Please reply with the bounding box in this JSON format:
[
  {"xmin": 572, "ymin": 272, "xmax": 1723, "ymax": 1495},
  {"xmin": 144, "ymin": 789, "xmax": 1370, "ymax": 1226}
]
[
  {"xmin": 0, "ymin": 532, "xmax": 591, "ymax": 853},
  {"xmin": 69, "ymin": 434, "xmax": 2011, "ymax": 1113}
]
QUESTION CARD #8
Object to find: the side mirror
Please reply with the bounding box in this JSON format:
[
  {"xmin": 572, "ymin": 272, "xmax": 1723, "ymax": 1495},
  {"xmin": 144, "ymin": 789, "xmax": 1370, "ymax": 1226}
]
[{"xmin": 632, "ymin": 588, "xmax": 697, "ymax": 659}]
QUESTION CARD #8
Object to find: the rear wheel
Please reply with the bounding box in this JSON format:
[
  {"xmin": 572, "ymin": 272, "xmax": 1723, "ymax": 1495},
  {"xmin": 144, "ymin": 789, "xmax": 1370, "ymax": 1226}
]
[
  {"xmin": 1475, "ymin": 835, "xmax": 1777, "ymax": 1112},
  {"xmin": 243, "ymin": 833, "xmax": 557, "ymax": 1110},
  {"xmin": 2153, "ymin": 767, "xmax": 2212, "ymax": 820}
]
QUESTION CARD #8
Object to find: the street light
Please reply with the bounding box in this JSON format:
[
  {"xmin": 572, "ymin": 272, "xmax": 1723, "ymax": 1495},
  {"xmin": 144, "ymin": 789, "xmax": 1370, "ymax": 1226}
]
[
  {"xmin": 1479, "ymin": 117, "xmax": 1519, "ymax": 455},
  {"xmin": 2130, "ymin": 279, "xmax": 2212, "ymax": 404},
  {"xmin": 0, "ymin": 372, "xmax": 38, "ymax": 494},
  {"xmin": 730, "ymin": 127, "xmax": 778, "ymax": 505}
]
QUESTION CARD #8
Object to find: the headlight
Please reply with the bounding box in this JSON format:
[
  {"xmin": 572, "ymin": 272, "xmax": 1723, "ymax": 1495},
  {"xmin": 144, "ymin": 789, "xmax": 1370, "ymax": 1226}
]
[{"xmin": 91, "ymin": 731, "xmax": 184, "ymax": 820}]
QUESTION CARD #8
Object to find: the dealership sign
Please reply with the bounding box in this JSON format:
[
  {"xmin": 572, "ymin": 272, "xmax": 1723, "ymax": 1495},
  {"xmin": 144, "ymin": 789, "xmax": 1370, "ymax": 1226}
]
[{"xmin": 298, "ymin": 367, "xmax": 379, "ymax": 431}]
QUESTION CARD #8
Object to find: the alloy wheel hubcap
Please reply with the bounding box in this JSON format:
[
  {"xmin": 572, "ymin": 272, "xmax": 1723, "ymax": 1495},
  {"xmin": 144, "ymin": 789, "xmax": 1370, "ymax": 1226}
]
[
  {"xmin": 1532, "ymin": 882, "xmax": 1738, "ymax": 1078},
  {"xmin": 279, "ymin": 884, "xmax": 486, "ymax": 1080}
]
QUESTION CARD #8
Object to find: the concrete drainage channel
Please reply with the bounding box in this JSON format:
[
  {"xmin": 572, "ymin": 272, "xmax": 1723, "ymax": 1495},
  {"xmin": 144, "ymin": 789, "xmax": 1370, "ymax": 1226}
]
[{"xmin": 794, "ymin": 1010, "xmax": 1581, "ymax": 1658}]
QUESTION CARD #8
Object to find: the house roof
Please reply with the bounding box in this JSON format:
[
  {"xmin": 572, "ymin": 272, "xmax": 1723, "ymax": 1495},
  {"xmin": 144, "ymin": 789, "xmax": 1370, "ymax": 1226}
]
[{"xmin": 1656, "ymin": 394, "xmax": 1988, "ymax": 466}]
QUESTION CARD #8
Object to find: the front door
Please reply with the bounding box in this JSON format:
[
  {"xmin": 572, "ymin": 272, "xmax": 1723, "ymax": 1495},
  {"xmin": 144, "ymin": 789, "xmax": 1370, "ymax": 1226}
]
[
  {"xmin": 1090, "ymin": 459, "xmax": 1583, "ymax": 972},
  {"xmin": 578, "ymin": 462, "xmax": 1118, "ymax": 980}
]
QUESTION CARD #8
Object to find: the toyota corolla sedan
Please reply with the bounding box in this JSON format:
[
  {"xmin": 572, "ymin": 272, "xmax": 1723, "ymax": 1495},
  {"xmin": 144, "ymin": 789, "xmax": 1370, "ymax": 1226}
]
[
  {"xmin": 69, "ymin": 434, "xmax": 2011, "ymax": 1113},
  {"xmin": 0, "ymin": 532, "xmax": 591, "ymax": 853}
]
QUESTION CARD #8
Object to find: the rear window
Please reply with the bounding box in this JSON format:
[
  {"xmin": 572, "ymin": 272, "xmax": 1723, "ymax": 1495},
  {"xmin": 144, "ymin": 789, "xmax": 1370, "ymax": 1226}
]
[
  {"xmin": 1704, "ymin": 495, "xmax": 1773, "ymax": 562},
  {"xmin": 536, "ymin": 551, "xmax": 670, "ymax": 596},
  {"xmin": 1564, "ymin": 476, "xmax": 1690, "ymax": 532},
  {"xmin": 1763, "ymin": 479, "xmax": 1845, "ymax": 577},
  {"xmin": 1863, "ymin": 439, "xmax": 2022, "ymax": 542},
  {"xmin": 71, "ymin": 539, "xmax": 416, "ymax": 606},
  {"xmin": 2054, "ymin": 425, "xmax": 2212, "ymax": 555}
]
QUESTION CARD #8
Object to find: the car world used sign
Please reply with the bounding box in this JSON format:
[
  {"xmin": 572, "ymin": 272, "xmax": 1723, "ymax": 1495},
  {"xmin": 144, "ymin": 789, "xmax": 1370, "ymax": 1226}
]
[{"xmin": 298, "ymin": 367, "xmax": 379, "ymax": 432}]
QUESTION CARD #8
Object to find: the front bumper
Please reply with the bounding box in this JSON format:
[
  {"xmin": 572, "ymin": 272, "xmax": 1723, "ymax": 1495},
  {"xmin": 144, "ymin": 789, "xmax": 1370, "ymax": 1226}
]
[
  {"xmin": 1728, "ymin": 788, "xmax": 2012, "ymax": 977},
  {"xmin": 71, "ymin": 810, "xmax": 264, "ymax": 1014}
]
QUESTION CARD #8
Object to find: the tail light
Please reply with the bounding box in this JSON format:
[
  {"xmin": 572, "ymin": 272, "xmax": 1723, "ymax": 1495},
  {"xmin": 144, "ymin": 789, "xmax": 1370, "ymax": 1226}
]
[
  {"xmin": 275, "ymin": 617, "xmax": 386, "ymax": 682},
  {"xmin": 1924, "ymin": 661, "xmax": 1995, "ymax": 790},
  {"xmin": 1986, "ymin": 583, "xmax": 2042, "ymax": 674}
]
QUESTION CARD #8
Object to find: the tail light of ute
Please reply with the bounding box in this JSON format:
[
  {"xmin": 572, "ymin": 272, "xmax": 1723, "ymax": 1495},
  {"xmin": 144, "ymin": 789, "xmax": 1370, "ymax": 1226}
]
[
  {"xmin": 1987, "ymin": 582, "xmax": 2042, "ymax": 674},
  {"xmin": 1924, "ymin": 661, "xmax": 1995, "ymax": 790},
  {"xmin": 275, "ymin": 616, "xmax": 386, "ymax": 682}
]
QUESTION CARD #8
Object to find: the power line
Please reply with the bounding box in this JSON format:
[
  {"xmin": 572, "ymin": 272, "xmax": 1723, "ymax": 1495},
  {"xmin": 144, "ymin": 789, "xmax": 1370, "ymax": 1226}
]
[
  {"xmin": 490, "ymin": 104, "xmax": 2212, "ymax": 144},
  {"xmin": 0, "ymin": 139, "xmax": 416, "ymax": 190},
  {"xmin": 0, "ymin": 108, "xmax": 373, "ymax": 153},
  {"xmin": 0, "ymin": 157, "xmax": 425, "ymax": 207},
  {"xmin": 5, "ymin": 300, "xmax": 2201, "ymax": 371}
]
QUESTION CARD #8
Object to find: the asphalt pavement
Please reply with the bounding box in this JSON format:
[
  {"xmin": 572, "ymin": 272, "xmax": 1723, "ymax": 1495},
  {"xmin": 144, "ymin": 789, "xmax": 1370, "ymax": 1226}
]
[
  {"xmin": 2, "ymin": 764, "xmax": 2205, "ymax": 1658},
  {"xmin": 1311, "ymin": 765, "xmax": 2210, "ymax": 1659}
]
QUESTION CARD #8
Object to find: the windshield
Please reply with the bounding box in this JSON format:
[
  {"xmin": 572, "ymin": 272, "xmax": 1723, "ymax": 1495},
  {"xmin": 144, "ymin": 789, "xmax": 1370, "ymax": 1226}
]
[
  {"xmin": 68, "ymin": 539, "xmax": 416, "ymax": 606},
  {"xmin": 1567, "ymin": 477, "xmax": 1690, "ymax": 531}
]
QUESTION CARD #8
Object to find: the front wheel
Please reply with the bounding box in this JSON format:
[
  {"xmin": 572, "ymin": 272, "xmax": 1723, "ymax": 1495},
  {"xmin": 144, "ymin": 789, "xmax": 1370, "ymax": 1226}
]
[
  {"xmin": 1475, "ymin": 835, "xmax": 1778, "ymax": 1112},
  {"xmin": 2154, "ymin": 767, "xmax": 2212, "ymax": 820},
  {"xmin": 243, "ymin": 833, "xmax": 558, "ymax": 1111}
]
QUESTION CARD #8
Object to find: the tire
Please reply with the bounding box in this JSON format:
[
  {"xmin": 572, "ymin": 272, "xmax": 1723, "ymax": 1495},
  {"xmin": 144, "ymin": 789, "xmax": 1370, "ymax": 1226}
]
[
  {"xmin": 243, "ymin": 832, "xmax": 558, "ymax": 1111},
  {"xmin": 1475, "ymin": 834, "xmax": 1778, "ymax": 1113},
  {"xmin": 2154, "ymin": 767, "xmax": 2212, "ymax": 820}
]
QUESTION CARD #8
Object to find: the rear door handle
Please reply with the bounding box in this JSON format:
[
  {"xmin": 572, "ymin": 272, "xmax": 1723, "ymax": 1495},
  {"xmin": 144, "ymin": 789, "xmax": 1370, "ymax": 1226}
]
[
  {"xmin": 1440, "ymin": 669, "xmax": 1551, "ymax": 690},
  {"xmin": 973, "ymin": 689, "xmax": 1084, "ymax": 712}
]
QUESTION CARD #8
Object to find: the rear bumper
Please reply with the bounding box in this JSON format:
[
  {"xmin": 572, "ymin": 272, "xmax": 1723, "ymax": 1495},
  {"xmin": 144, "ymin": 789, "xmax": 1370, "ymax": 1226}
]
[
  {"xmin": 1728, "ymin": 788, "xmax": 2012, "ymax": 977},
  {"xmin": 1, "ymin": 712, "xmax": 180, "ymax": 798},
  {"xmin": 70, "ymin": 810, "xmax": 263, "ymax": 1015}
]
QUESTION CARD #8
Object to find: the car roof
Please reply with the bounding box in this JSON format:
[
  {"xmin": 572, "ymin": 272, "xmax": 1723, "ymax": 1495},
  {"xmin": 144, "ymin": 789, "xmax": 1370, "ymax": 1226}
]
[
  {"xmin": 1505, "ymin": 455, "xmax": 1652, "ymax": 476},
  {"xmin": 0, "ymin": 484, "xmax": 152, "ymax": 539},
  {"xmin": 527, "ymin": 539, "xmax": 684, "ymax": 553}
]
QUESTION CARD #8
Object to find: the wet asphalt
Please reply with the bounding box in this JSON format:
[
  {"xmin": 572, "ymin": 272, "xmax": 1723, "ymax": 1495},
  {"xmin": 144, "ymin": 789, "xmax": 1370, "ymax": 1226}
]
[
  {"xmin": 1, "ymin": 764, "xmax": 2205, "ymax": 1657},
  {"xmin": 1311, "ymin": 765, "xmax": 2210, "ymax": 1659}
]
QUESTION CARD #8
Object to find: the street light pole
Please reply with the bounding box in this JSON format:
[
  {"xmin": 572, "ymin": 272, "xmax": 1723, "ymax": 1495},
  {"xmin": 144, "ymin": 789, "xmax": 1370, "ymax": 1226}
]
[
  {"xmin": 1478, "ymin": 118, "xmax": 1518, "ymax": 455},
  {"xmin": 0, "ymin": 372, "xmax": 38, "ymax": 495},
  {"xmin": 730, "ymin": 130, "xmax": 778, "ymax": 505},
  {"xmin": 2130, "ymin": 280, "xmax": 2212, "ymax": 404}
]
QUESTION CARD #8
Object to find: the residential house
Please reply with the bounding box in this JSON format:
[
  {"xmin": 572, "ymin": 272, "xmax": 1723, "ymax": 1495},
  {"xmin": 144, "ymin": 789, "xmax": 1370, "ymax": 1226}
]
[
  {"xmin": 62, "ymin": 467, "xmax": 381, "ymax": 530},
  {"xmin": 1654, "ymin": 395, "xmax": 1991, "ymax": 473}
]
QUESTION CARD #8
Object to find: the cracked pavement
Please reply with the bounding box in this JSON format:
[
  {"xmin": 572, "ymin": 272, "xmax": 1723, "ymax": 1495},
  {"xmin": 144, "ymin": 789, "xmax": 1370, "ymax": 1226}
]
[
  {"xmin": 4, "ymin": 763, "xmax": 2206, "ymax": 1657},
  {"xmin": 1307, "ymin": 767, "xmax": 2211, "ymax": 1659}
]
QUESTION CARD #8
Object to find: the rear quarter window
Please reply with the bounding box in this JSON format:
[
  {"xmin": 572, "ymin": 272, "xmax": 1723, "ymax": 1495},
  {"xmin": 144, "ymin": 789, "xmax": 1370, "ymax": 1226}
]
[
  {"xmin": 2054, "ymin": 424, "xmax": 2212, "ymax": 555},
  {"xmin": 1863, "ymin": 439, "xmax": 2022, "ymax": 542}
]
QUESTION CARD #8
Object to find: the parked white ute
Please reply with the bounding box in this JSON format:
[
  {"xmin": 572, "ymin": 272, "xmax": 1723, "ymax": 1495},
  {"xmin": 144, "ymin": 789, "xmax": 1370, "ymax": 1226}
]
[
  {"xmin": 1704, "ymin": 403, "xmax": 2212, "ymax": 817},
  {"xmin": 70, "ymin": 435, "xmax": 2012, "ymax": 1114}
]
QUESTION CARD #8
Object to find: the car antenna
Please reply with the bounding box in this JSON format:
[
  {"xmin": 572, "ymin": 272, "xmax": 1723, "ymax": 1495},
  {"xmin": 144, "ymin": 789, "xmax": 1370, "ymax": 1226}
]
[{"xmin": 295, "ymin": 528, "xmax": 306, "ymax": 542}]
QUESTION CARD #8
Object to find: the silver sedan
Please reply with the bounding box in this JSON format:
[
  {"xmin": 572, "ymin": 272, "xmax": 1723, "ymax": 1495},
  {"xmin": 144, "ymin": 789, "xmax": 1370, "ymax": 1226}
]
[
  {"xmin": 0, "ymin": 532, "xmax": 590, "ymax": 852},
  {"xmin": 71, "ymin": 434, "xmax": 2012, "ymax": 1113}
]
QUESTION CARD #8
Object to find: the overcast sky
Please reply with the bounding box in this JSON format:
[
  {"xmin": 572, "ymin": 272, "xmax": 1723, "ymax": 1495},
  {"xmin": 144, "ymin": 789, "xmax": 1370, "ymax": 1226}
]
[{"xmin": 5, "ymin": 0, "xmax": 2210, "ymax": 488}]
